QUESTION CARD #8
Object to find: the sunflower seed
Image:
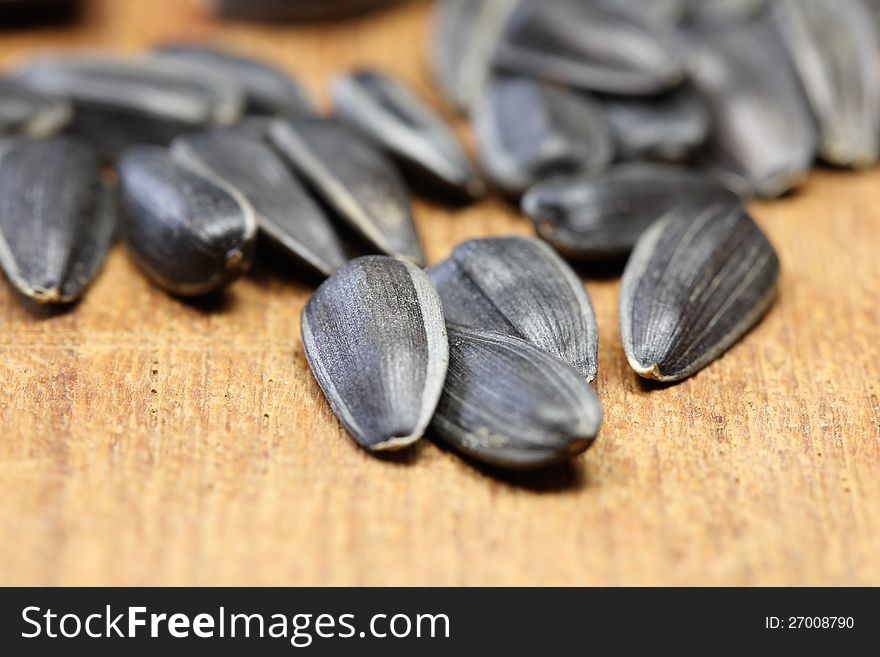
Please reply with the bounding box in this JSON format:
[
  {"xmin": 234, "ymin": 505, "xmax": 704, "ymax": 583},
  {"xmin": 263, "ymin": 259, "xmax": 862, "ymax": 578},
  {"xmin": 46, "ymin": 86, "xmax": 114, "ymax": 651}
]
[
  {"xmin": 0, "ymin": 77, "xmax": 71, "ymax": 138},
  {"xmin": 522, "ymin": 164, "xmax": 738, "ymax": 261},
  {"xmin": 620, "ymin": 195, "xmax": 779, "ymax": 382},
  {"xmin": 774, "ymin": 0, "xmax": 880, "ymax": 169},
  {"xmin": 171, "ymin": 129, "xmax": 346, "ymax": 278},
  {"xmin": 473, "ymin": 77, "xmax": 613, "ymax": 197},
  {"xmin": 428, "ymin": 236, "xmax": 598, "ymax": 381},
  {"xmin": 0, "ymin": 136, "xmax": 114, "ymax": 304},
  {"xmin": 687, "ymin": 16, "xmax": 817, "ymax": 197},
  {"xmin": 493, "ymin": 0, "xmax": 685, "ymax": 96},
  {"xmin": 332, "ymin": 70, "xmax": 485, "ymax": 201},
  {"xmin": 269, "ymin": 117, "xmax": 424, "ymax": 264},
  {"xmin": 429, "ymin": 0, "xmax": 518, "ymax": 113},
  {"xmin": 208, "ymin": 0, "xmax": 402, "ymax": 21},
  {"xmin": 16, "ymin": 55, "xmax": 243, "ymax": 160},
  {"xmin": 152, "ymin": 44, "xmax": 313, "ymax": 117},
  {"xmin": 118, "ymin": 145, "xmax": 257, "ymax": 296},
  {"xmin": 302, "ymin": 255, "xmax": 448, "ymax": 451},
  {"xmin": 605, "ymin": 0, "xmax": 689, "ymax": 25},
  {"xmin": 602, "ymin": 86, "xmax": 710, "ymax": 163},
  {"xmin": 431, "ymin": 326, "xmax": 601, "ymax": 470},
  {"xmin": 683, "ymin": 0, "xmax": 766, "ymax": 28}
]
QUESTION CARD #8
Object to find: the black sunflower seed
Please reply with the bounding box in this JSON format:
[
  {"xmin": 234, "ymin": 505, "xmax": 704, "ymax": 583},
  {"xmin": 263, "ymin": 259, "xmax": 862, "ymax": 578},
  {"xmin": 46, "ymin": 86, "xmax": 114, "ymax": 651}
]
[
  {"xmin": 602, "ymin": 86, "xmax": 710, "ymax": 163},
  {"xmin": 774, "ymin": 0, "xmax": 880, "ymax": 169},
  {"xmin": 493, "ymin": 0, "xmax": 685, "ymax": 96},
  {"xmin": 428, "ymin": 236, "xmax": 598, "ymax": 381},
  {"xmin": 687, "ymin": 14, "xmax": 817, "ymax": 197},
  {"xmin": 152, "ymin": 43, "xmax": 313, "ymax": 117},
  {"xmin": 619, "ymin": 195, "xmax": 780, "ymax": 382},
  {"xmin": 269, "ymin": 117, "xmax": 424, "ymax": 264},
  {"xmin": 301, "ymin": 255, "xmax": 448, "ymax": 452},
  {"xmin": 16, "ymin": 55, "xmax": 243, "ymax": 160},
  {"xmin": 429, "ymin": 0, "xmax": 518, "ymax": 113},
  {"xmin": 332, "ymin": 70, "xmax": 484, "ymax": 201},
  {"xmin": 431, "ymin": 325, "xmax": 602, "ymax": 471},
  {"xmin": 0, "ymin": 76, "xmax": 71, "ymax": 138},
  {"xmin": 171, "ymin": 129, "xmax": 347, "ymax": 278},
  {"xmin": 521, "ymin": 163, "xmax": 738, "ymax": 261},
  {"xmin": 0, "ymin": 136, "xmax": 114, "ymax": 304},
  {"xmin": 473, "ymin": 76, "xmax": 614, "ymax": 197},
  {"xmin": 118, "ymin": 145, "xmax": 257, "ymax": 296}
]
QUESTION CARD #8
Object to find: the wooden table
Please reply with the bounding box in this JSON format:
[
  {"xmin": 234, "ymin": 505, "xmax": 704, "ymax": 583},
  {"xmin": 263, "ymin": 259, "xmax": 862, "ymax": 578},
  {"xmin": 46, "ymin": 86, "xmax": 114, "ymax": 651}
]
[{"xmin": 1, "ymin": 0, "xmax": 878, "ymax": 586}]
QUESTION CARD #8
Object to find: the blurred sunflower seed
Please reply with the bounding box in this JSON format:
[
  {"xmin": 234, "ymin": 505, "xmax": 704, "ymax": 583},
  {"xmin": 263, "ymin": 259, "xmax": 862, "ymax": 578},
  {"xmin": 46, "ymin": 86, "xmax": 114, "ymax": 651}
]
[
  {"xmin": 16, "ymin": 55, "xmax": 242, "ymax": 160},
  {"xmin": 302, "ymin": 255, "xmax": 448, "ymax": 452},
  {"xmin": 522, "ymin": 163, "xmax": 738, "ymax": 261},
  {"xmin": 432, "ymin": 326, "xmax": 602, "ymax": 470},
  {"xmin": 493, "ymin": 0, "xmax": 685, "ymax": 95},
  {"xmin": 473, "ymin": 76, "xmax": 613, "ymax": 197},
  {"xmin": 602, "ymin": 85, "xmax": 710, "ymax": 163},
  {"xmin": 687, "ymin": 16, "xmax": 817, "ymax": 197},
  {"xmin": 429, "ymin": 236, "xmax": 598, "ymax": 381},
  {"xmin": 152, "ymin": 43, "xmax": 313, "ymax": 117},
  {"xmin": 774, "ymin": 0, "xmax": 880, "ymax": 168},
  {"xmin": 429, "ymin": 0, "xmax": 518, "ymax": 113},
  {"xmin": 269, "ymin": 117, "xmax": 424, "ymax": 264},
  {"xmin": 620, "ymin": 195, "xmax": 779, "ymax": 382},
  {"xmin": 332, "ymin": 70, "xmax": 484, "ymax": 201},
  {"xmin": 0, "ymin": 136, "xmax": 114, "ymax": 304},
  {"xmin": 0, "ymin": 76, "xmax": 71, "ymax": 138}
]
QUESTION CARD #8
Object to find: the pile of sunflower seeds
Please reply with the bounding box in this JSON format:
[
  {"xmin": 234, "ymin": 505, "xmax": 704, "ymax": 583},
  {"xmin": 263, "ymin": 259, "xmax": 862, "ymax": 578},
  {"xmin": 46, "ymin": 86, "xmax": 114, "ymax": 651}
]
[{"xmin": 0, "ymin": 0, "xmax": 873, "ymax": 470}]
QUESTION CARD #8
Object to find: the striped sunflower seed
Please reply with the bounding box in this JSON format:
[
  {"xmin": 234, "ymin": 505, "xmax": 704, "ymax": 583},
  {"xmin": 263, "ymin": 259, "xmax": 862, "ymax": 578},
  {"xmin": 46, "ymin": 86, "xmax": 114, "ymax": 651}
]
[
  {"xmin": 432, "ymin": 326, "xmax": 602, "ymax": 470},
  {"xmin": 0, "ymin": 76, "xmax": 71, "ymax": 138},
  {"xmin": 429, "ymin": 0, "xmax": 518, "ymax": 113},
  {"xmin": 619, "ymin": 195, "xmax": 779, "ymax": 382},
  {"xmin": 332, "ymin": 70, "xmax": 485, "ymax": 201},
  {"xmin": 687, "ymin": 15, "xmax": 817, "ymax": 198},
  {"xmin": 171, "ymin": 129, "xmax": 346, "ymax": 278},
  {"xmin": 118, "ymin": 145, "xmax": 257, "ymax": 296},
  {"xmin": 521, "ymin": 164, "xmax": 737, "ymax": 261},
  {"xmin": 16, "ymin": 55, "xmax": 243, "ymax": 160},
  {"xmin": 774, "ymin": 0, "xmax": 880, "ymax": 169},
  {"xmin": 0, "ymin": 136, "xmax": 114, "ymax": 304},
  {"xmin": 473, "ymin": 77, "xmax": 613, "ymax": 197},
  {"xmin": 602, "ymin": 86, "xmax": 710, "ymax": 163},
  {"xmin": 152, "ymin": 44, "xmax": 313, "ymax": 117},
  {"xmin": 269, "ymin": 117, "xmax": 424, "ymax": 264},
  {"xmin": 682, "ymin": 0, "xmax": 766, "ymax": 28},
  {"xmin": 302, "ymin": 256, "xmax": 448, "ymax": 452},
  {"xmin": 428, "ymin": 236, "xmax": 598, "ymax": 381},
  {"xmin": 493, "ymin": 0, "xmax": 685, "ymax": 96}
]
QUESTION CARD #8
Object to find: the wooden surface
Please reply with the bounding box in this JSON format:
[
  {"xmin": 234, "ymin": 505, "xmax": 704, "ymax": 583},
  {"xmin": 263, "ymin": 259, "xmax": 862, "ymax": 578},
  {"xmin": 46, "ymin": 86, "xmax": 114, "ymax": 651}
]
[{"xmin": 1, "ymin": 0, "xmax": 879, "ymax": 587}]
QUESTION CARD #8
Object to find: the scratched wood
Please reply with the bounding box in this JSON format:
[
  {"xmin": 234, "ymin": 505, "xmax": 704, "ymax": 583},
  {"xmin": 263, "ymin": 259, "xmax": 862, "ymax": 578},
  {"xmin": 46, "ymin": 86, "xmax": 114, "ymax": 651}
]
[{"xmin": 0, "ymin": 0, "xmax": 878, "ymax": 586}]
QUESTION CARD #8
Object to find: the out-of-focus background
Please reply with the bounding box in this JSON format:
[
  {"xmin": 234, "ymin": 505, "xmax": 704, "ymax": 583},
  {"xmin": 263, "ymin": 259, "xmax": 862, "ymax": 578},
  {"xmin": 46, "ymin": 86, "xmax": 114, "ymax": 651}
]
[{"xmin": 0, "ymin": 0, "xmax": 878, "ymax": 586}]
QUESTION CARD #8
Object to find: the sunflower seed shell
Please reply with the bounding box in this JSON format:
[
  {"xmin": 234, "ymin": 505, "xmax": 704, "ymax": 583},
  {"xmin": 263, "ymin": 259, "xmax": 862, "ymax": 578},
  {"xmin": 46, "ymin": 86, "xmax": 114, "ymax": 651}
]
[
  {"xmin": 118, "ymin": 145, "xmax": 257, "ymax": 296},
  {"xmin": 269, "ymin": 117, "xmax": 424, "ymax": 264},
  {"xmin": 171, "ymin": 129, "xmax": 346, "ymax": 277},
  {"xmin": 428, "ymin": 236, "xmax": 598, "ymax": 381},
  {"xmin": 521, "ymin": 164, "xmax": 738, "ymax": 260},
  {"xmin": 687, "ymin": 16, "xmax": 817, "ymax": 197},
  {"xmin": 0, "ymin": 136, "xmax": 114, "ymax": 304},
  {"xmin": 620, "ymin": 195, "xmax": 780, "ymax": 382},
  {"xmin": 493, "ymin": 0, "xmax": 685, "ymax": 95},
  {"xmin": 0, "ymin": 76, "xmax": 71, "ymax": 138},
  {"xmin": 332, "ymin": 70, "xmax": 484, "ymax": 201},
  {"xmin": 153, "ymin": 43, "xmax": 313, "ymax": 117},
  {"xmin": 432, "ymin": 326, "xmax": 602, "ymax": 470},
  {"xmin": 474, "ymin": 76, "xmax": 614, "ymax": 197},
  {"xmin": 774, "ymin": 0, "xmax": 880, "ymax": 168},
  {"xmin": 302, "ymin": 255, "xmax": 449, "ymax": 451}
]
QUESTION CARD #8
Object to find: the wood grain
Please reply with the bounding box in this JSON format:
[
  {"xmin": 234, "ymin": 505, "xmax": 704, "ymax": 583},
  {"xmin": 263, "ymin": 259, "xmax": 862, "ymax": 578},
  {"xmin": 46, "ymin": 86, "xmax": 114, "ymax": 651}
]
[{"xmin": 1, "ymin": 0, "xmax": 878, "ymax": 586}]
